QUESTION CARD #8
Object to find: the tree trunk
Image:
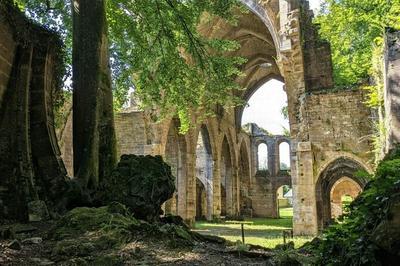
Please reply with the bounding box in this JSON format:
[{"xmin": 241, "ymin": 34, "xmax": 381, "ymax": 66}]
[{"xmin": 72, "ymin": 0, "xmax": 117, "ymax": 189}]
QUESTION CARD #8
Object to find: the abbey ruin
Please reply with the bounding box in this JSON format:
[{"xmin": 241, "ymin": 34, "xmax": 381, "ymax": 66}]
[
  {"xmin": 55, "ymin": 0, "xmax": 381, "ymax": 236},
  {"xmin": 1, "ymin": 0, "xmax": 399, "ymax": 242}
]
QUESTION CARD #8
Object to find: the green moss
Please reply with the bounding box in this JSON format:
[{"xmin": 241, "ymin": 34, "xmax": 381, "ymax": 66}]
[{"xmin": 50, "ymin": 202, "xmax": 139, "ymax": 240}]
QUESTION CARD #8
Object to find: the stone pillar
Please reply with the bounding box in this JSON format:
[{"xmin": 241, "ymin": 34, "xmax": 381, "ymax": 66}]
[
  {"xmin": 212, "ymin": 156, "xmax": 221, "ymax": 219},
  {"xmin": 185, "ymin": 133, "xmax": 197, "ymax": 225},
  {"xmin": 384, "ymin": 29, "xmax": 400, "ymax": 153},
  {"xmin": 225, "ymin": 165, "xmax": 234, "ymax": 216},
  {"xmin": 177, "ymin": 160, "xmax": 187, "ymax": 218},
  {"xmin": 206, "ymin": 157, "xmax": 213, "ymax": 221},
  {"xmin": 293, "ymin": 142, "xmax": 317, "ymax": 235}
]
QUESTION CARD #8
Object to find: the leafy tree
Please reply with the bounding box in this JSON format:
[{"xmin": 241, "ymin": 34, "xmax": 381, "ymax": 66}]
[{"xmin": 315, "ymin": 0, "xmax": 400, "ymax": 86}]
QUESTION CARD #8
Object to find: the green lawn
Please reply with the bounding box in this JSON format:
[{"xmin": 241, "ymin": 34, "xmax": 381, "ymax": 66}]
[{"xmin": 193, "ymin": 208, "xmax": 312, "ymax": 249}]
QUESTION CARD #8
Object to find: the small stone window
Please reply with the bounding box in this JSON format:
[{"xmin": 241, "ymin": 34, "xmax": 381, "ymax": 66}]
[
  {"xmin": 279, "ymin": 142, "xmax": 290, "ymax": 171},
  {"xmin": 257, "ymin": 143, "xmax": 268, "ymax": 170}
]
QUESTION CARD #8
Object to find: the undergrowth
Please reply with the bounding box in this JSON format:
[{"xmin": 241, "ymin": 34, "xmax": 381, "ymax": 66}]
[{"xmin": 304, "ymin": 148, "xmax": 400, "ymax": 265}]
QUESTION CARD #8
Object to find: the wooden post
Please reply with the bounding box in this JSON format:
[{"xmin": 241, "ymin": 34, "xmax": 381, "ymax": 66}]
[{"xmin": 241, "ymin": 223, "xmax": 245, "ymax": 244}]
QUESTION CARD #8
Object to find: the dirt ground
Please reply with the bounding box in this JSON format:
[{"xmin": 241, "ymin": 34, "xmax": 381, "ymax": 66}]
[{"xmin": 0, "ymin": 221, "xmax": 272, "ymax": 266}]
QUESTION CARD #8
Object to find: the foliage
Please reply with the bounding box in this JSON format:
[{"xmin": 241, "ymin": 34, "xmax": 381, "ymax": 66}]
[
  {"xmin": 13, "ymin": 0, "xmax": 72, "ymax": 89},
  {"xmin": 281, "ymin": 105, "xmax": 288, "ymax": 120},
  {"xmin": 282, "ymin": 126, "xmax": 290, "ymax": 137},
  {"xmin": 307, "ymin": 148, "xmax": 400, "ymax": 265},
  {"xmin": 15, "ymin": 0, "xmax": 245, "ymax": 132},
  {"xmin": 315, "ymin": 0, "xmax": 400, "ymax": 86}
]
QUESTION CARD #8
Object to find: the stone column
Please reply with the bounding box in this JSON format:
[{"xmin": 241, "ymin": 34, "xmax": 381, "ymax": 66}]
[
  {"xmin": 177, "ymin": 161, "xmax": 187, "ymax": 218},
  {"xmin": 184, "ymin": 132, "xmax": 197, "ymax": 226},
  {"xmin": 293, "ymin": 142, "xmax": 317, "ymax": 235},
  {"xmin": 232, "ymin": 166, "xmax": 241, "ymax": 216},
  {"xmin": 212, "ymin": 156, "xmax": 221, "ymax": 219}
]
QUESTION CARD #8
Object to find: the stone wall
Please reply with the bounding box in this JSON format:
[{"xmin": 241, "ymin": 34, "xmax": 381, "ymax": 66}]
[
  {"xmin": 384, "ymin": 29, "xmax": 400, "ymax": 153},
  {"xmin": 0, "ymin": 20, "xmax": 16, "ymax": 110},
  {"xmin": 0, "ymin": 1, "xmax": 66, "ymax": 221},
  {"xmin": 299, "ymin": 0, "xmax": 334, "ymax": 91},
  {"xmin": 247, "ymin": 124, "xmax": 292, "ymax": 218},
  {"xmin": 293, "ymin": 88, "xmax": 374, "ymax": 234}
]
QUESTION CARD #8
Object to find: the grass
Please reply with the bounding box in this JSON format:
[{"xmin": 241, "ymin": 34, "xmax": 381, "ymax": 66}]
[{"xmin": 193, "ymin": 208, "xmax": 312, "ymax": 249}]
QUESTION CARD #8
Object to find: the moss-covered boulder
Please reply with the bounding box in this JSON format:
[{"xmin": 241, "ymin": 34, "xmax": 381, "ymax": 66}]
[
  {"xmin": 50, "ymin": 202, "xmax": 139, "ymax": 241},
  {"xmin": 97, "ymin": 154, "xmax": 175, "ymax": 221}
]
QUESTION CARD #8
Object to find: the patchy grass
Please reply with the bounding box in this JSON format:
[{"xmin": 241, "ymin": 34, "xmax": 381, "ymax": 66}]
[{"xmin": 194, "ymin": 208, "xmax": 312, "ymax": 249}]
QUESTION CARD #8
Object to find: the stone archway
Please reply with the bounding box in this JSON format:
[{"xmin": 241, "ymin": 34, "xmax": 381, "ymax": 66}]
[
  {"xmin": 221, "ymin": 136, "xmax": 234, "ymax": 217},
  {"xmin": 316, "ymin": 157, "xmax": 367, "ymax": 230},
  {"xmin": 330, "ymin": 177, "xmax": 362, "ymax": 219},
  {"xmin": 195, "ymin": 125, "xmax": 214, "ymax": 220},
  {"xmin": 163, "ymin": 119, "xmax": 187, "ymax": 216}
]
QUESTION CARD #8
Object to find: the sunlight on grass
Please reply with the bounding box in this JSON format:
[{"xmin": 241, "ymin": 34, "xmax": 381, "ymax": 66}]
[{"xmin": 193, "ymin": 208, "xmax": 312, "ymax": 249}]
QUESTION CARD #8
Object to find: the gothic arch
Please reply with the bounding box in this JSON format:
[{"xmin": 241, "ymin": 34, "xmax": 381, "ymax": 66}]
[
  {"xmin": 220, "ymin": 135, "xmax": 235, "ymax": 216},
  {"xmin": 316, "ymin": 157, "xmax": 368, "ymax": 230},
  {"xmin": 239, "ymin": 0, "xmax": 281, "ymax": 52},
  {"xmin": 195, "ymin": 124, "xmax": 214, "ymax": 220},
  {"xmin": 236, "ymin": 74, "xmax": 284, "ymax": 128},
  {"xmin": 316, "ymin": 153, "xmax": 373, "ymax": 178},
  {"xmin": 163, "ymin": 119, "xmax": 187, "ymax": 216}
]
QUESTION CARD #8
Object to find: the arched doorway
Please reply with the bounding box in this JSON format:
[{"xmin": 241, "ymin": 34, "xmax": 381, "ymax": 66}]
[
  {"xmin": 221, "ymin": 136, "xmax": 233, "ymax": 217},
  {"xmin": 164, "ymin": 119, "xmax": 187, "ymax": 216},
  {"xmin": 330, "ymin": 177, "xmax": 362, "ymax": 219},
  {"xmin": 195, "ymin": 125, "xmax": 213, "ymax": 220},
  {"xmin": 276, "ymin": 185, "xmax": 292, "ymax": 218},
  {"xmin": 316, "ymin": 157, "xmax": 367, "ymax": 230}
]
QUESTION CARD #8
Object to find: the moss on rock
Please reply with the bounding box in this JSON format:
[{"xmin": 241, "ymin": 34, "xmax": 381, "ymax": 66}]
[
  {"xmin": 50, "ymin": 202, "xmax": 139, "ymax": 240},
  {"xmin": 96, "ymin": 154, "xmax": 175, "ymax": 221}
]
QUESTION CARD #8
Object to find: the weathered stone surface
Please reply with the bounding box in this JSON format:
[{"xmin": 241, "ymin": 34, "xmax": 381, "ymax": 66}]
[
  {"xmin": 0, "ymin": 0, "xmax": 67, "ymax": 221},
  {"xmin": 384, "ymin": 29, "xmax": 400, "ymax": 153},
  {"xmin": 98, "ymin": 155, "xmax": 175, "ymax": 221}
]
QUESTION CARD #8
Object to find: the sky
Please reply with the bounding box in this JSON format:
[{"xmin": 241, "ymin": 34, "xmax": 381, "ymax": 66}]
[
  {"xmin": 241, "ymin": 79, "xmax": 288, "ymax": 135},
  {"xmin": 241, "ymin": 79, "xmax": 290, "ymax": 166},
  {"xmin": 309, "ymin": 0, "xmax": 322, "ymax": 12}
]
